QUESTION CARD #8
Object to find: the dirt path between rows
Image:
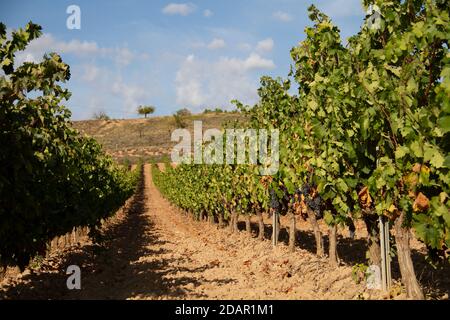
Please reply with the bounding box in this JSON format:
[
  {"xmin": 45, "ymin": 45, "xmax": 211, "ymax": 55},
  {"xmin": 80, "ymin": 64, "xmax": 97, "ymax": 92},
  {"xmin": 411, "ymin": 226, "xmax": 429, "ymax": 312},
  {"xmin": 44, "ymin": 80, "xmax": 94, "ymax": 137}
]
[{"xmin": 1, "ymin": 164, "xmax": 386, "ymax": 299}]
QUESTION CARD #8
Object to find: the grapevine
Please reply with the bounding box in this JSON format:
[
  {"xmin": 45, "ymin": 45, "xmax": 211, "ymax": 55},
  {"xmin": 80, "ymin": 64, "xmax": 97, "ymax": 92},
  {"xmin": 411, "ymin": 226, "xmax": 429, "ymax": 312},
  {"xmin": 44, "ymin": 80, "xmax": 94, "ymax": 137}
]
[
  {"xmin": 153, "ymin": 0, "xmax": 449, "ymax": 300},
  {"xmin": 0, "ymin": 23, "xmax": 140, "ymax": 269}
]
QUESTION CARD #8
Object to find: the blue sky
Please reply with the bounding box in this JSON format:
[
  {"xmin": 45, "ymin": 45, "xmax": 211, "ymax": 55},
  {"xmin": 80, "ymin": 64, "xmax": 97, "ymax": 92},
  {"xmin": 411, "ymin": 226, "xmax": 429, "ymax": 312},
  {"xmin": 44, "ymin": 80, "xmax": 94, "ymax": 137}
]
[{"xmin": 1, "ymin": 0, "xmax": 367, "ymax": 120}]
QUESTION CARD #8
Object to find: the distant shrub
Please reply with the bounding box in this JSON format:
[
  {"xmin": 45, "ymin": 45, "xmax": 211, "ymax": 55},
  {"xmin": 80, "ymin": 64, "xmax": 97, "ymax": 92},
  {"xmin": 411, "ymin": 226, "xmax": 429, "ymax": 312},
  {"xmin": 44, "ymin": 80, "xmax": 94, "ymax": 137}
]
[
  {"xmin": 173, "ymin": 113, "xmax": 187, "ymax": 128},
  {"xmin": 176, "ymin": 108, "xmax": 192, "ymax": 117},
  {"xmin": 93, "ymin": 111, "xmax": 110, "ymax": 120}
]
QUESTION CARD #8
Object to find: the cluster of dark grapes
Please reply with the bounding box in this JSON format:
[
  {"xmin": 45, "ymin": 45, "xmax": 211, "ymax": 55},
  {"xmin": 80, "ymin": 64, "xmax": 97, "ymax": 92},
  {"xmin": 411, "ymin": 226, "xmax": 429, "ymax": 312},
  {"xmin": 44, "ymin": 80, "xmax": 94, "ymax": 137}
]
[
  {"xmin": 295, "ymin": 183, "xmax": 312, "ymax": 197},
  {"xmin": 269, "ymin": 187, "xmax": 280, "ymax": 210},
  {"xmin": 307, "ymin": 197, "xmax": 323, "ymax": 219},
  {"xmin": 294, "ymin": 183, "xmax": 323, "ymax": 219},
  {"xmin": 281, "ymin": 187, "xmax": 292, "ymax": 204}
]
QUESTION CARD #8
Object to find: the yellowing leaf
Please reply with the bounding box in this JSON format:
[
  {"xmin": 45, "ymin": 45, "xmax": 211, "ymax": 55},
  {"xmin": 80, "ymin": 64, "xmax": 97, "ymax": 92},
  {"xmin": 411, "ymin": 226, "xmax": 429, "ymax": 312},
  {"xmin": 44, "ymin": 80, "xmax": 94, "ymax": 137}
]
[{"xmin": 413, "ymin": 193, "xmax": 430, "ymax": 212}]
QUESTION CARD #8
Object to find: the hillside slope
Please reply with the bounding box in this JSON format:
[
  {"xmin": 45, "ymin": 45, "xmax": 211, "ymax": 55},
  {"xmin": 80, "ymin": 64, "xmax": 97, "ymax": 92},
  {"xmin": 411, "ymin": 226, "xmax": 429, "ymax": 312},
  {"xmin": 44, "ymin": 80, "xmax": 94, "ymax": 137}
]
[{"xmin": 73, "ymin": 113, "xmax": 246, "ymax": 163}]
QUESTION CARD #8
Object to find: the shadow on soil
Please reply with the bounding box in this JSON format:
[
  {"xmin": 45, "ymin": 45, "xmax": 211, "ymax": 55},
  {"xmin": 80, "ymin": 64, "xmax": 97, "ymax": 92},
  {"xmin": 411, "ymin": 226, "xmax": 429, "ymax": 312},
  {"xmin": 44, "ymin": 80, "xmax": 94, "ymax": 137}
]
[
  {"xmin": 2, "ymin": 173, "xmax": 448, "ymax": 299},
  {"xmin": 236, "ymin": 220, "xmax": 367, "ymax": 265},
  {"xmin": 0, "ymin": 171, "xmax": 230, "ymax": 300},
  {"xmin": 236, "ymin": 217, "xmax": 450, "ymax": 299}
]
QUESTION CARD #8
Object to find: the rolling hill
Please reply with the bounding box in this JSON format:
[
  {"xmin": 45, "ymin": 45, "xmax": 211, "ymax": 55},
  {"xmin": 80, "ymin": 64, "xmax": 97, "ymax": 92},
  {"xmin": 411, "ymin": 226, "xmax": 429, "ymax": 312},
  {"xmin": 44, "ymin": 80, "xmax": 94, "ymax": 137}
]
[{"xmin": 73, "ymin": 112, "xmax": 246, "ymax": 164}]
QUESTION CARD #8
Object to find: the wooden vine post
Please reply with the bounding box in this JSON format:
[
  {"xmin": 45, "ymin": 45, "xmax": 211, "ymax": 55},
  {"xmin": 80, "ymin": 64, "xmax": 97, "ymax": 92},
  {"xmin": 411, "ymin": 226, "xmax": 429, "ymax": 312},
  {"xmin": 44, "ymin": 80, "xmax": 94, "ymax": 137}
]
[
  {"xmin": 272, "ymin": 209, "xmax": 279, "ymax": 247},
  {"xmin": 379, "ymin": 216, "xmax": 392, "ymax": 292}
]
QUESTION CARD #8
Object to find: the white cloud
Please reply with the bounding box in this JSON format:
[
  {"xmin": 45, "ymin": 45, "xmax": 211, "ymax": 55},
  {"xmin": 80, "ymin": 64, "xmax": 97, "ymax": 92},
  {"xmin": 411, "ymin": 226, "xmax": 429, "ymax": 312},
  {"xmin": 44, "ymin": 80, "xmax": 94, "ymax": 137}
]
[
  {"xmin": 242, "ymin": 53, "xmax": 275, "ymax": 70},
  {"xmin": 114, "ymin": 47, "xmax": 134, "ymax": 67},
  {"xmin": 186, "ymin": 54, "xmax": 195, "ymax": 63},
  {"xmin": 175, "ymin": 60, "xmax": 205, "ymax": 107},
  {"xmin": 14, "ymin": 33, "xmax": 137, "ymax": 67},
  {"xmin": 111, "ymin": 77, "xmax": 150, "ymax": 113},
  {"xmin": 256, "ymin": 38, "xmax": 274, "ymax": 53},
  {"xmin": 175, "ymin": 53, "xmax": 275, "ymax": 110},
  {"xmin": 319, "ymin": 0, "xmax": 364, "ymax": 18},
  {"xmin": 189, "ymin": 38, "xmax": 226, "ymax": 50},
  {"xmin": 15, "ymin": 33, "xmax": 100, "ymax": 64},
  {"xmin": 7, "ymin": 32, "xmax": 153, "ymax": 119},
  {"xmin": 162, "ymin": 3, "xmax": 196, "ymax": 16},
  {"xmin": 81, "ymin": 64, "xmax": 100, "ymax": 82},
  {"xmin": 71, "ymin": 63, "xmax": 154, "ymax": 118},
  {"xmin": 238, "ymin": 43, "xmax": 252, "ymax": 51},
  {"xmin": 273, "ymin": 11, "xmax": 293, "ymax": 22},
  {"xmin": 86, "ymin": 96, "xmax": 106, "ymax": 117},
  {"xmin": 17, "ymin": 53, "xmax": 38, "ymax": 64},
  {"xmin": 207, "ymin": 38, "xmax": 226, "ymax": 50},
  {"xmin": 203, "ymin": 9, "xmax": 213, "ymax": 18},
  {"xmin": 140, "ymin": 53, "xmax": 151, "ymax": 60},
  {"xmin": 59, "ymin": 40, "xmax": 99, "ymax": 55}
]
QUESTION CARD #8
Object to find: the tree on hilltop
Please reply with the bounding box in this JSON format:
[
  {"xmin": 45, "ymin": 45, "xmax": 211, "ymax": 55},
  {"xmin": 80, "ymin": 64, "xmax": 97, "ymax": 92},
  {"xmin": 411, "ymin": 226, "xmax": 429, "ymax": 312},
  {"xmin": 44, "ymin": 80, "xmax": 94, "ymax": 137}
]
[{"xmin": 137, "ymin": 105, "xmax": 155, "ymax": 118}]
